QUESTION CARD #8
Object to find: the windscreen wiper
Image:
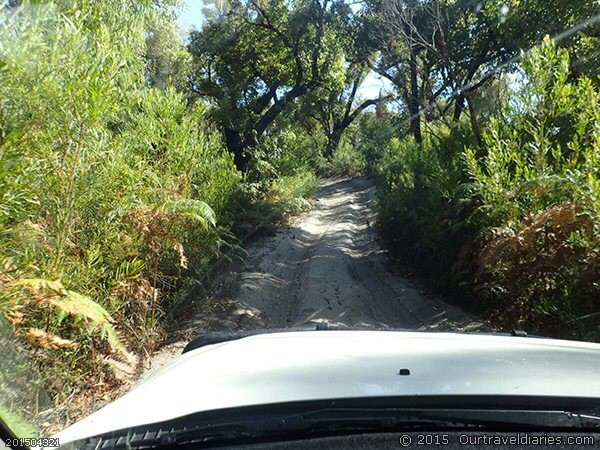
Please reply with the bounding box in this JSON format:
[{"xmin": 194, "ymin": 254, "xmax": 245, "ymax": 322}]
[{"xmin": 61, "ymin": 407, "xmax": 600, "ymax": 450}]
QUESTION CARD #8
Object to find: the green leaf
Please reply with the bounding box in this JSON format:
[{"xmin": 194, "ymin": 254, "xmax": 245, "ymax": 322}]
[{"xmin": 162, "ymin": 198, "xmax": 216, "ymax": 227}]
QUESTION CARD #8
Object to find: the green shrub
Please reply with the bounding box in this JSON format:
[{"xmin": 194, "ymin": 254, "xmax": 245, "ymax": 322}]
[
  {"xmin": 0, "ymin": 0, "xmax": 241, "ymax": 408},
  {"xmin": 376, "ymin": 123, "xmax": 478, "ymax": 286},
  {"xmin": 375, "ymin": 37, "xmax": 599, "ymax": 340},
  {"xmin": 235, "ymin": 124, "xmax": 322, "ymax": 231},
  {"xmin": 269, "ymin": 171, "xmax": 320, "ymax": 217},
  {"xmin": 266, "ymin": 128, "xmax": 326, "ymax": 177},
  {"xmin": 327, "ymin": 138, "xmax": 367, "ymax": 176},
  {"xmin": 465, "ymin": 38, "xmax": 599, "ymax": 339},
  {"xmin": 354, "ymin": 113, "xmax": 396, "ymax": 166},
  {"xmin": 466, "ymin": 37, "xmax": 599, "ymax": 226}
]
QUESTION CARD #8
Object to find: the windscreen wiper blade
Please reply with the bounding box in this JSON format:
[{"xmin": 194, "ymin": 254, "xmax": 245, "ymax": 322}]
[{"xmin": 63, "ymin": 408, "xmax": 600, "ymax": 450}]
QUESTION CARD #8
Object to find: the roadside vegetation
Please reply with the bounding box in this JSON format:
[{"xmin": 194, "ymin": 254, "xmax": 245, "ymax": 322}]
[
  {"xmin": 0, "ymin": 0, "xmax": 598, "ymax": 435},
  {"xmin": 374, "ymin": 40, "xmax": 599, "ymax": 341},
  {"xmin": 0, "ymin": 0, "xmax": 325, "ymax": 431},
  {"xmin": 350, "ymin": 2, "xmax": 599, "ymax": 342}
]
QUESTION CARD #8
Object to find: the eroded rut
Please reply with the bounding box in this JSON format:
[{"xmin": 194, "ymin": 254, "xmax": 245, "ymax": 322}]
[{"xmin": 231, "ymin": 176, "xmax": 481, "ymax": 330}]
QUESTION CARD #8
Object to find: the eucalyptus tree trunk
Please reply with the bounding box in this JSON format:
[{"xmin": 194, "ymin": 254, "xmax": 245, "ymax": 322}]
[{"xmin": 408, "ymin": 42, "xmax": 422, "ymax": 144}]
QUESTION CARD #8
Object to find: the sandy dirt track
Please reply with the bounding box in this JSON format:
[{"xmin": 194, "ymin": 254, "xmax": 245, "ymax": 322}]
[
  {"xmin": 145, "ymin": 176, "xmax": 483, "ymax": 375},
  {"xmin": 230, "ymin": 176, "xmax": 481, "ymax": 331}
]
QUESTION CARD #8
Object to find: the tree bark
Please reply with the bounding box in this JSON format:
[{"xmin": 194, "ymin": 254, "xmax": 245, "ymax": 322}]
[
  {"xmin": 254, "ymin": 85, "xmax": 309, "ymax": 137},
  {"xmin": 224, "ymin": 128, "xmax": 250, "ymax": 172},
  {"xmin": 408, "ymin": 43, "xmax": 422, "ymax": 144},
  {"xmin": 324, "ymin": 126, "xmax": 343, "ymax": 158},
  {"xmin": 223, "ymin": 84, "xmax": 312, "ymax": 172},
  {"xmin": 323, "ymin": 94, "xmax": 392, "ymax": 158},
  {"xmin": 453, "ymin": 94, "xmax": 464, "ymax": 121},
  {"xmin": 464, "ymin": 93, "xmax": 483, "ymax": 146}
]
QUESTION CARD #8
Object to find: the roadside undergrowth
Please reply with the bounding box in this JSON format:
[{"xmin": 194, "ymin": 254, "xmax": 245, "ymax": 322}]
[{"xmin": 370, "ymin": 38, "xmax": 599, "ymax": 341}]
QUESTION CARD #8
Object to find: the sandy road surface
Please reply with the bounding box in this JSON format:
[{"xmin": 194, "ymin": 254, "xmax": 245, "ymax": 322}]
[
  {"xmin": 145, "ymin": 176, "xmax": 483, "ymax": 374},
  {"xmin": 231, "ymin": 176, "xmax": 481, "ymax": 330}
]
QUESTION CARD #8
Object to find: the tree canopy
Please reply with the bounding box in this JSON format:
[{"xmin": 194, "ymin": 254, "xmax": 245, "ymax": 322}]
[{"xmin": 187, "ymin": 0, "xmax": 353, "ymax": 170}]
